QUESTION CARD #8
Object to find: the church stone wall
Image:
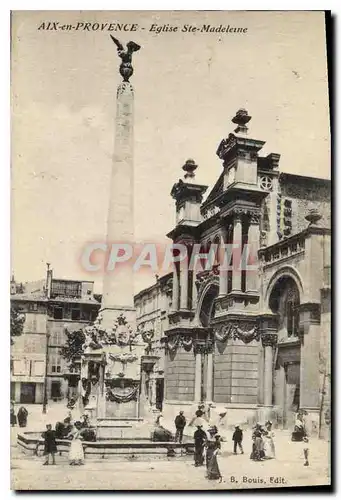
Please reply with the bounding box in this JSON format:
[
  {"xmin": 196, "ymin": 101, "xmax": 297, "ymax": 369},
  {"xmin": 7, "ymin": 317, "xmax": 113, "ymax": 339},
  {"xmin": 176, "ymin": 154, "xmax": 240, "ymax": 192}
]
[
  {"xmin": 280, "ymin": 177, "xmax": 331, "ymax": 234},
  {"xmin": 214, "ymin": 339, "xmax": 259, "ymax": 404},
  {"xmin": 165, "ymin": 348, "xmax": 195, "ymax": 402}
]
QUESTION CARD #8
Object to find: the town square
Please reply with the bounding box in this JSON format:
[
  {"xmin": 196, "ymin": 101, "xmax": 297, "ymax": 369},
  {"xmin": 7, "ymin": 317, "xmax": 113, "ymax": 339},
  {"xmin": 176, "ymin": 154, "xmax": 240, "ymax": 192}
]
[{"xmin": 10, "ymin": 11, "xmax": 331, "ymax": 491}]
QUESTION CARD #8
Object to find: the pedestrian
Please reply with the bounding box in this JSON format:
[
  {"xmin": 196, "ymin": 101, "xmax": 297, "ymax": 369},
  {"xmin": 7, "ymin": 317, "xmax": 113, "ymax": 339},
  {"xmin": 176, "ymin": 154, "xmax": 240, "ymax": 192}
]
[
  {"xmin": 64, "ymin": 410, "xmax": 73, "ymax": 424},
  {"xmin": 206, "ymin": 434, "xmax": 223, "ymax": 482},
  {"xmin": 189, "ymin": 404, "xmax": 207, "ymax": 428},
  {"xmin": 263, "ymin": 420, "xmax": 275, "ymax": 459},
  {"xmin": 250, "ymin": 424, "xmax": 265, "ymax": 461},
  {"xmin": 194, "ymin": 424, "xmax": 206, "ymax": 466},
  {"xmin": 205, "ymin": 425, "xmax": 219, "ymax": 470},
  {"xmin": 10, "ymin": 401, "xmax": 17, "ymax": 427},
  {"xmin": 67, "ymin": 421, "xmax": 85, "ymax": 466},
  {"xmin": 232, "ymin": 425, "xmax": 244, "ymax": 454},
  {"xmin": 80, "ymin": 413, "xmax": 90, "ymax": 429},
  {"xmin": 174, "ymin": 410, "xmax": 186, "ymax": 444},
  {"xmin": 17, "ymin": 406, "xmax": 28, "ymax": 427},
  {"xmin": 42, "ymin": 424, "xmax": 57, "ymax": 465},
  {"xmin": 292, "ymin": 412, "xmax": 309, "ymax": 466}
]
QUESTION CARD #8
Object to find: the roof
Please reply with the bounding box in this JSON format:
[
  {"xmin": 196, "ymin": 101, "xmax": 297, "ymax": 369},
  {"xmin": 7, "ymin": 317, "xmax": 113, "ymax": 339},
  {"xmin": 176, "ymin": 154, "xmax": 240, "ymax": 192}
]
[
  {"xmin": 48, "ymin": 297, "xmax": 100, "ymax": 305},
  {"xmin": 10, "ymin": 294, "xmax": 100, "ymax": 306},
  {"xmin": 11, "ymin": 293, "xmax": 47, "ymax": 302},
  {"xmin": 279, "ymin": 172, "xmax": 331, "ymax": 185}
]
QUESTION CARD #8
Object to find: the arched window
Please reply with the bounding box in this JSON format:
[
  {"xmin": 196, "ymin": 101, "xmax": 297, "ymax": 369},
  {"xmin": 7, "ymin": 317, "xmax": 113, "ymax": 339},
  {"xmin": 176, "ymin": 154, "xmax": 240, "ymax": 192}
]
[
  {"xmin": 269, "ymin": 276, "xmax": 300, "ymax": 338},
  {"xmin": 286, "ymin": 286, "xmax": 300, "ymax": 337}
]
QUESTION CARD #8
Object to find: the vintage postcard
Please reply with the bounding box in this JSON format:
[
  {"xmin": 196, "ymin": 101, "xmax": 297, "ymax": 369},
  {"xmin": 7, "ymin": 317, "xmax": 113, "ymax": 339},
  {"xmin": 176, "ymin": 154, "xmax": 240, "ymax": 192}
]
[{"xmin": 10, "ymin": 10, "xmax": 331, "ymax": 490}]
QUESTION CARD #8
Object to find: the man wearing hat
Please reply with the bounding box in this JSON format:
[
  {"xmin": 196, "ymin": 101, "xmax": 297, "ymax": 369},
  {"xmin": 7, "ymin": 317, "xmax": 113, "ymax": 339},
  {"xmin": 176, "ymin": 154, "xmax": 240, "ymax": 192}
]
[
  {"xmin": 194, "ymin": 424, "xmax": 207, "ymax": 466},
  {"xmin": 232, "ymin": 425, "xmax": 244, "ymax": 454},
  {"xmin": 174, "ymin": 410, "xmax": 186, "ymax": 444}
]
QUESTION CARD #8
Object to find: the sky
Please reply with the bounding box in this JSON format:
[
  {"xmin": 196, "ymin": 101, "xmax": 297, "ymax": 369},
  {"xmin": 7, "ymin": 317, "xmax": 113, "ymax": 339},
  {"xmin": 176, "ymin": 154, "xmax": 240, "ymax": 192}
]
[{"xmin": 11, "ymin": 10, "xmax": 330, "ymax": 294}]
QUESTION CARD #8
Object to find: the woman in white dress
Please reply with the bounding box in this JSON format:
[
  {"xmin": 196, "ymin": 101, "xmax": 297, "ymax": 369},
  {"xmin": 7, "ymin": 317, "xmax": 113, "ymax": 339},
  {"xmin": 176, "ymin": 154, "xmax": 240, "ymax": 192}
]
[
  {"xmin": 67, "ymin": 422, "xmax": 85, "ymax": 466},
  {"xmin": 263, "ymin": 421, "xmax": 276, "ymax": 459}
]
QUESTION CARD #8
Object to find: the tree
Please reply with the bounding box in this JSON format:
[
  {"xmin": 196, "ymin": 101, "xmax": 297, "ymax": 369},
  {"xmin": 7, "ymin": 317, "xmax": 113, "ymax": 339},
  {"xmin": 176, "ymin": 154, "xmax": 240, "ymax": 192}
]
[
  {"xmin": 60, "ymin": 328, "xmax": 85, "ymax": 371},
  {"xmin": 10, "ymin": 306, "xmax": 25, "ymax": 344}
]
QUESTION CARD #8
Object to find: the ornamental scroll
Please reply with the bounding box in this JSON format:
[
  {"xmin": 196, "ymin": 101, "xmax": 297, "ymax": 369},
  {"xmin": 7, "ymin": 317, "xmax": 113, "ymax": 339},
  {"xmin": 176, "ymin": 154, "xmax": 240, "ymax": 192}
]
[
  {"xmin": 214, "ymin": 322, "xmax": 260, "ymax": 344},
  {"xmin": 106, "ymin": 385, "xmax": 138, "ymax": 404}
]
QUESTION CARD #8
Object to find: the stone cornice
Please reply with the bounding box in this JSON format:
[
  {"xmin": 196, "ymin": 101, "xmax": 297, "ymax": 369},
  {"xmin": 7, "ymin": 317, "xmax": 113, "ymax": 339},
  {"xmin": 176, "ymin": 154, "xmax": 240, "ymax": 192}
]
[
  {"xmin": 299, "ymin": 302, "xmax": 321, "ymax": 327},
  {"xmin": 163, "ymin": 326, "xmax": 211, "ymax": 338},
  {"xmin": 171, "ymin": 179, "xmax": 208, "ymax": 208},
  {"xmin": 166, "ymin": 224, "xmax": 200, "ymax": 242},
  {"xmin": 215, "ymin": 185, "xmax": 268, "ymax": 210},
  {"xmin": 168, "ymin": 309, "xmax": 195, "ymax": 322},
  {"xmin": 216, "ymin": 133, "xmax": 265, "ymax": 161}
]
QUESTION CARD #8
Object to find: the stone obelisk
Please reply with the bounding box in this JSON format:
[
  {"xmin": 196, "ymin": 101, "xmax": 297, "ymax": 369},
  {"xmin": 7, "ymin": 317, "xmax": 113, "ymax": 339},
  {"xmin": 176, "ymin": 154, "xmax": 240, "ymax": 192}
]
[
  {"xmin": 95, "ymin": 38, "xmax": 144, "ymax": 423},
  {"xmin": 101, "ymin": 37, "xmax": 141, "ymax": 330}
]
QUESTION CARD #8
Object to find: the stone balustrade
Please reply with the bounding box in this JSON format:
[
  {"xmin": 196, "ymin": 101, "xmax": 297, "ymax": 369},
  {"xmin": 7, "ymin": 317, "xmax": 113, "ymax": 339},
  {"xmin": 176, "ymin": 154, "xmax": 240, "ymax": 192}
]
[{"xmin": 259, "ymin": 233, "xmax": 306, "ymax": 267}]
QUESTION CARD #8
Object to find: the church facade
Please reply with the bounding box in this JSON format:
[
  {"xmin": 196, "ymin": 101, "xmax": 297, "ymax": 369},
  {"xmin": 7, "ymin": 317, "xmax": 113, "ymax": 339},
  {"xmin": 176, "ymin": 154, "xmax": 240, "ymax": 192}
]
[{"xmin": 159, "ymin": 109, "xmax": 331, "ymax": 433}]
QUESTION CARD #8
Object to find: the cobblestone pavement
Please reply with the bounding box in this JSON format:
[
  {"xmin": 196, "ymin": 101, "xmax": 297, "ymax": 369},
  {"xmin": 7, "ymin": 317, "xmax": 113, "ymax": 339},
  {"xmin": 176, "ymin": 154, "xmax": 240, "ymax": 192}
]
[{"xmin": 11, "ymin": 422, "xmax": 331, "ymax": 491}]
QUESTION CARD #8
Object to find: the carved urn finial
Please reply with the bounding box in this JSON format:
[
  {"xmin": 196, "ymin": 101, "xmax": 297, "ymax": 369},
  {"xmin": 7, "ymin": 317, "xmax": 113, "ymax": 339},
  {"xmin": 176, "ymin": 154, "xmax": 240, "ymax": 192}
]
[
  {"xmin": 182, "ymin": 159, "xmax": 198, "ymax": 180},
  {"xmin": 232, "ymin": 108, "xmax": 251, "ymax": 135},
  {"xmin": 305, "ymin": 208, "xmax": 322, "ymax": 226}
]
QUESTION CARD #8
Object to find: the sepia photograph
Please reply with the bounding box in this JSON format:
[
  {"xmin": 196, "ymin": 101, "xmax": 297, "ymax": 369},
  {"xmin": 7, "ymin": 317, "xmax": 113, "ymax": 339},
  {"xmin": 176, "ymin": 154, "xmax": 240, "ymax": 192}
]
[{"xmin": 10, "ymin": 10, "xmax": 331, "ymax": 490}]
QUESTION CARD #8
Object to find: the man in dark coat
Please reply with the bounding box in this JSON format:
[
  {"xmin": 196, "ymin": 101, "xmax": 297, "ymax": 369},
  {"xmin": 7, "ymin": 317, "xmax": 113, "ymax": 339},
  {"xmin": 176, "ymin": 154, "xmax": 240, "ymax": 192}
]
[
  {"xmin": 174, "ymin": 411, "xmax": 186, "ymax": 444},
  {"xmin": 10, "ymin": 401, "xmax": 17, "ymax": 427},
  {"xmin": 42, "ymin": 424, "xmax": 57, "ymax": 465},
  {"xmin": 194, "ymin": 425, "xmax": 207, "ymax": 466},
  {"xmin": 232, "ymin": 425, "xmax": 244, "ymax": 454}
]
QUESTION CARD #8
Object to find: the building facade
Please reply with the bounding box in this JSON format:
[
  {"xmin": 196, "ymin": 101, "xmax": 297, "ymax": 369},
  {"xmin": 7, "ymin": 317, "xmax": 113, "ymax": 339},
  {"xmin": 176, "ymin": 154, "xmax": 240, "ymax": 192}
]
[
  {"xmin": 11, "ymin": 291, "xmax": 47, "ymax": 404},
  {"xmin": 11, "ymin": 269, "xmax": 100, "ymax": 403},
  {"xmin": 135, "ymin": 274, "xmax": 172, "ymax": 412},
  {"xmin": 160, "ymin": 109, "xmax": 330, "ymax": 432}
]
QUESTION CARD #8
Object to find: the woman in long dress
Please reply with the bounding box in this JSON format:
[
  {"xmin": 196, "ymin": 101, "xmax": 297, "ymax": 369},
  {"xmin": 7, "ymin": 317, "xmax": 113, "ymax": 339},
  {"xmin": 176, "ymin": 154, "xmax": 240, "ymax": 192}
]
[
  {"xmin": 263, "ymin": 421, "xmax": 275, "ymax": 459},
  {"xmin": 250, "ymin": 424, "xmax": 265, "ymax": 461},
  {"xmin": 206, "ymin": 434, "xmax": 222, "ymax": 482},
  {"xmin": 151, "ymin": 415, "xmax": 173, "ymax": 442},
  {"xmin": 17, "ymin": 406, "xmax": 28, "ymax": 427},
  {"xmin": 292, "ymin": 412, "xmax": 309, "ymax": 466},
  {"xmin": 67, "ymin": 422, "xmax": 85, "ymax": 466}
]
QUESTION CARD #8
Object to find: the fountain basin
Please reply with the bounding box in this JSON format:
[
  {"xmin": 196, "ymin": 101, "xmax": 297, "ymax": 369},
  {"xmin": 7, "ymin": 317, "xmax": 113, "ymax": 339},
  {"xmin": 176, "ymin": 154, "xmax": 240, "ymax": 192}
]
[{"xmin": 17, "ymin": 432, "xmax": 194, "ymax": 461}]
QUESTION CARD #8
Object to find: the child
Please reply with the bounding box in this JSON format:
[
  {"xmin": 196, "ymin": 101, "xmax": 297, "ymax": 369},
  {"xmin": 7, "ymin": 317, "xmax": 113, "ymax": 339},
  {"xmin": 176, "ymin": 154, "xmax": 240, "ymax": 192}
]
[
  {"xmin": 232, "ymin": 425, "xmax": 244, "ymax": 454},
  {"xmin": 42, "ymin": 424, "xmax": 57, "ymax": 465}
]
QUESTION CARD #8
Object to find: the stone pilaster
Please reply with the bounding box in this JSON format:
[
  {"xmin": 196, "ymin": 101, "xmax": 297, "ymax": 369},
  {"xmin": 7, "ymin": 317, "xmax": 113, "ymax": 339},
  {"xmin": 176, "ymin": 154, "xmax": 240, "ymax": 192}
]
[
  {"xmin": 206, "ymin": 344, "xmax": 214, "ymax": 402},
  {"xmin": 261, "ymin": 332, "xmax": 278, "ymax": 413},
  {"xmin": 172, "ymin": 266, "xmax": 179, "ymax": 312},
  {"xmin": 232, "ymin": 215, "xmax": 243, "ymax": 292},
  {"xmin": 192, "ymin": 270, "xmax": 198, "ymax": 310},
  {"xmin": 246, "ymin": 213, "xmax": 260, "ymax": 293},
  {"xmin": 194, "ymin": 349, "xmax": 202, "ymax": 402},
  {"xmin": 299, "ymin": 302, "xmax": 321, "ymax": 412},
  {"xmin": 180, "ymin": 259, "xmax": 189, "ymax": 310},
  {"xmin": 194, "ymin": 343, "xmax": 207, "ymax": 402}
]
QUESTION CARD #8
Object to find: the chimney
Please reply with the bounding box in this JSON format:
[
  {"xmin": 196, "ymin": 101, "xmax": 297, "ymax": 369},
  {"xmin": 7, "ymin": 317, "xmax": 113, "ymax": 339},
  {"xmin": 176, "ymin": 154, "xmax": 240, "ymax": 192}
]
[{"xmin": 46, "ymin": 263, "xmax": 53, "ymax": 299}]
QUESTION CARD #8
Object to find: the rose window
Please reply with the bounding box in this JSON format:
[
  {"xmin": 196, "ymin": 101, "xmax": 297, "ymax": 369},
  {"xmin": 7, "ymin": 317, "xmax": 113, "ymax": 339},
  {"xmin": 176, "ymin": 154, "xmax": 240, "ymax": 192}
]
[{"xmin": 260, "ymin": 176, "xmax": 273, "ymax": 191}]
